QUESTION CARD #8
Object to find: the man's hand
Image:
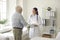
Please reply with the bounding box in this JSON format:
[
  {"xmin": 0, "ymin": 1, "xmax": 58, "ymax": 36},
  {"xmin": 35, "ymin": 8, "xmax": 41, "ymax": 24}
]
[
  {"xmin": 33, "ymin": 23, "xmax": 39, "ymax": 27},
  {"xmin": 27, "ymin": 25, "xmax": 30, "ymax": 28}
]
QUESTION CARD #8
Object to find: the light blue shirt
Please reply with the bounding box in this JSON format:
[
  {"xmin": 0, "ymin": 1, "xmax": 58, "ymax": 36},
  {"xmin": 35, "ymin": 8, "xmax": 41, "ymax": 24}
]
[{"xmin": 12, "ymin": 12, "xmax": 27, "ymax": 28}]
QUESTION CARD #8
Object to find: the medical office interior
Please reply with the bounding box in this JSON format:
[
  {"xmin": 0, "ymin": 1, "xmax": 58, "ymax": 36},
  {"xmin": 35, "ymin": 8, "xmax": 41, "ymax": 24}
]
[{"xmin": 0, "ymin": 0, "xmax": 60, "ymax": 40}]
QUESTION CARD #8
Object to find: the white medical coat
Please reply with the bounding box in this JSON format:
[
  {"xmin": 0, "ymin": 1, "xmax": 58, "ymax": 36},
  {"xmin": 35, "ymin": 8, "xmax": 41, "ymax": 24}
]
[{"xmin": 28, "ymin": 14, "xmax": 42, "ymax": 38}]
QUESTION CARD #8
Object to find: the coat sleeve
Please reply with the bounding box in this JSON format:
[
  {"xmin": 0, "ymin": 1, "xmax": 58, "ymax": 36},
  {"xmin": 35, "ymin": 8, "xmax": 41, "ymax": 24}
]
[
  {"xmin": 27, "ymin": 16, "xmax": 31, "ymax": 24},
  {"xmin": 38, "ymin": 16, "xmax": 43, "ymax": 25}
]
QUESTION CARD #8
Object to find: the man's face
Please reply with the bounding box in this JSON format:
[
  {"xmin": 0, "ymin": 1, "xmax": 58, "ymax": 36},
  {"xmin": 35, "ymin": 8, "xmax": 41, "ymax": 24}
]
[
  {"xmin": 16, "ymin": 6, "xmax": 22, "ymax": 13},
  {"xmin": 19, "ymin": 8, "xmax": 22, "ymax": 13}
]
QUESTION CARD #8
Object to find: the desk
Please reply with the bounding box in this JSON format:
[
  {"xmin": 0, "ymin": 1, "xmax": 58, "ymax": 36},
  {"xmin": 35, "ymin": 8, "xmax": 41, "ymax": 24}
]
[{"xmin": 31, "ymin": 37, "xmax": 55, "ymax": 40}]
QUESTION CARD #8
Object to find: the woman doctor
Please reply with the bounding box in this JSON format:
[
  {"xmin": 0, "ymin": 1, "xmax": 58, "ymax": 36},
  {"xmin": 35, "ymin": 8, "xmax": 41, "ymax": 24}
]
[{"xmin": 28, "ymin": 7, "xmax": 42, "ymax": 39}]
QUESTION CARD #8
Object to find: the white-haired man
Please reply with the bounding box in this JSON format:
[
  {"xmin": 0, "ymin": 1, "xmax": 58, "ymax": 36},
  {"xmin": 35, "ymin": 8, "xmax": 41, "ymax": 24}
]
[{"xmin": 12, "ymin": 6, "xmax": 28, "ymax": 40}]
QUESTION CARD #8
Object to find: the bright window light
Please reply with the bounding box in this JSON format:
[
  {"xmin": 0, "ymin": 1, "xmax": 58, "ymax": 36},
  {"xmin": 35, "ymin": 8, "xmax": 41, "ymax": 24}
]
[{"xmin": 0, "ymin": 0, "xmax": 7, "ymax": 20}]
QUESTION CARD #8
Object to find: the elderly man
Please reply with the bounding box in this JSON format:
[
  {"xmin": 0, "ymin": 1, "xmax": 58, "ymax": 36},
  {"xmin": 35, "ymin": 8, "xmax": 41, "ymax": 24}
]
[{"xmin": 12, "ymin": 6, "xmax": 28, "ymax": 40}]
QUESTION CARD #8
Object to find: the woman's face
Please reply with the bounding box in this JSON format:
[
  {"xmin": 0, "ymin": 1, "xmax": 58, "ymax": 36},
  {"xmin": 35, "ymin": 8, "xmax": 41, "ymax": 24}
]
[{"xmin": 32, "ymin": 9, "xmax": 36, "ymax": 15}]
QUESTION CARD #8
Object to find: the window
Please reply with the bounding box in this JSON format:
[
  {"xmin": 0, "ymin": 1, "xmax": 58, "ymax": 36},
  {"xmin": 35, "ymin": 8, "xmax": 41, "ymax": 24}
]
[
  {"xmin": 0, "ymin": 0, "xmax": 7, "ymax": 20},
  {"xmin": 0, "ymin": 0, "xmax": 7, "ymax": 29},
  {"xmin": 0, "ymin": 0, "xmax": 16, "ymax": 32}
]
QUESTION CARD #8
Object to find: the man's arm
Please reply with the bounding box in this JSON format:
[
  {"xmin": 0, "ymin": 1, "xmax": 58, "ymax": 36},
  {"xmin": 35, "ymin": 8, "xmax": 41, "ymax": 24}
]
[{"xmin": 20, "ymin": 15, "xmax": 28, "ymax": 26}]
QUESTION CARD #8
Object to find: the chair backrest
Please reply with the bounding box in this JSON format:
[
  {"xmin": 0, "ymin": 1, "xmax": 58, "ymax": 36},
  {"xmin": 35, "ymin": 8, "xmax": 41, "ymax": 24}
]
[{"xmin": 56, "ymin": 32, "xmax": 60, "ymax": 40}]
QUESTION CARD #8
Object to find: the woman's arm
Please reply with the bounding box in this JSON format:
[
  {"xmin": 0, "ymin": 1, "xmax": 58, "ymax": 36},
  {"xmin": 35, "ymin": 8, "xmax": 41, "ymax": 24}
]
[{"xmin": 38, "ymin": 15, "xmax": 43, "ymax": 25}]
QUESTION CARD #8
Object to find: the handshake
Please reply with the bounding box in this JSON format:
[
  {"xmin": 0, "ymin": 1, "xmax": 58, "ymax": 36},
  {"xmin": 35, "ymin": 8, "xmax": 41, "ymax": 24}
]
[
  {"xmin": 27, "ymin": 23, "xmax": 39, "ymax": 28},
  {"xmin": 27, "ymin": 24, "xmax": 30, "ymax": 28}
]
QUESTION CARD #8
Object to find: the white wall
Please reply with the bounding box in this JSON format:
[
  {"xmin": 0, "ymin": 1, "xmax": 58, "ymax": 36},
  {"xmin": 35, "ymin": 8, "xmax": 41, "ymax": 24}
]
[
  {"xmin": 23, "ymin": 0, "xmax": 28, "ymax": 20},
  {"xmin": 22, "ymin": 0, "xmax": 60, "ymax": 32},
  {"xmin": 7, "ymin": 0, "xmax": 16, "ymax": 19},
  {"xmin": 16, "ymin": 0, "xmax": 23, "ymax": 7}
]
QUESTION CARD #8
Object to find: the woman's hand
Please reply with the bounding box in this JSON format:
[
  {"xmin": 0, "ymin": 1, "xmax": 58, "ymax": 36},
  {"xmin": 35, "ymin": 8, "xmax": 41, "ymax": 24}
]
[{"xmin": 33, "ymin": 23, "xmax": 39, "ymax": 27}]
